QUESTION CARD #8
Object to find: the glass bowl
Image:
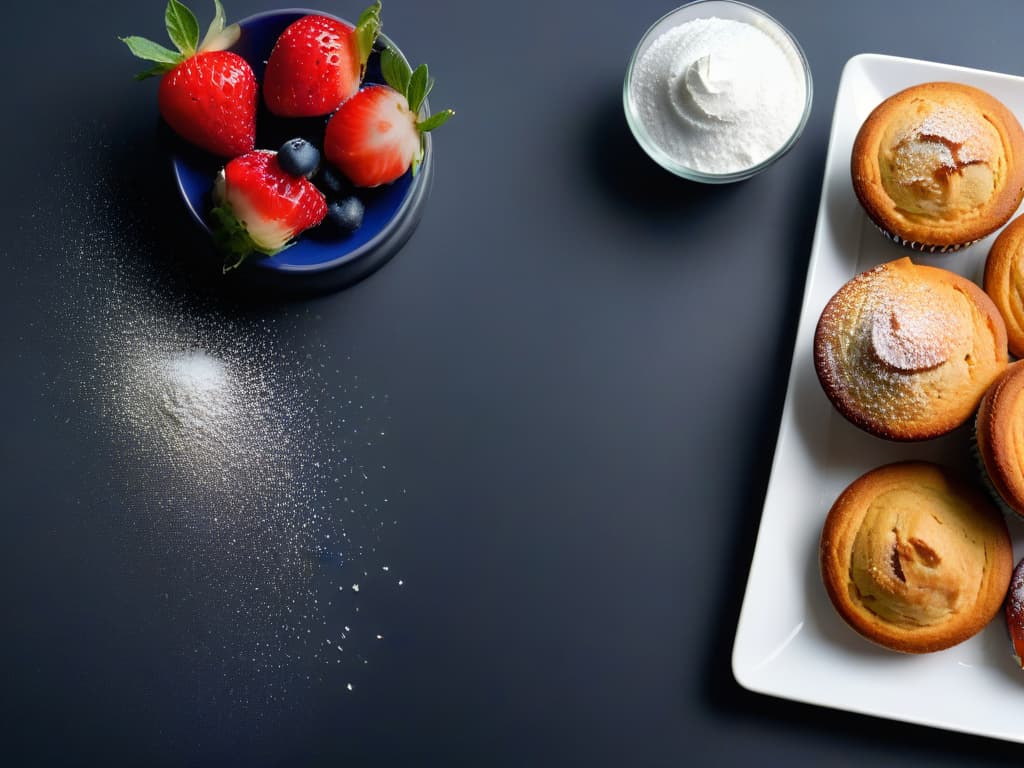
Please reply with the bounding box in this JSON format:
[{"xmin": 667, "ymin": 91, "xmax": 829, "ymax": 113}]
[
  {"xmin": 171, "ymin": 8, "xmax": 432, "ymax": 291},
  {"xmin": 622, "ymin": 0, "xmax": 813, "ymax": 183}
]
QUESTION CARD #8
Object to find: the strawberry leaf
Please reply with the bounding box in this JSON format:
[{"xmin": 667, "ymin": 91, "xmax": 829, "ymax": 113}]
[
  {"xmin": 198, "ymin": 0, "xmax": 226, "ymax": 50},
  {"xmin": 380, "ymin": 46, "xmax": 411, "ymax": 98},
  {"xmin": 417, "ymin": 109, "xmax": 454, "ymax": 133},
  {"xmin": 357, "ymin": 0, "xmax": 382, "ymax": 28},
  {"xmin": 165, "ymin": 0, "xmax": 200, "ymax": 57},
  {"xmin": 199, "ymin": 21, "xmax": 240, "ymax": 52},
  {"xmin": 120, "ymin": 35, "xmax": 184, "ymax": 72},
  {"xmin": 423, "ymin": 74, "xmax": 435, "ymax": 107},
  {"xmin": 353, "ymin": 1, "xmax": 382, "ymax": 79},
  {"xmin": 210, "ymin": 204, "xmax": 257, "ymax": 270},
  {"xmin": 407, "ymin": 64, "xmax": 430, "ymax": 114},
  {"xmin": 133, "ymin": 63, "xmax": 177, "ymax": 80}
]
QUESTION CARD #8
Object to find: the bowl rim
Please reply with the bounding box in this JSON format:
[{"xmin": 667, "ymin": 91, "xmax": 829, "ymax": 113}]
[
  {"xmin": 170, "ymin": 6, "xmax": 432, "ymax": 276},
  {"xmin": 622, "ymin": 0, "xmax": 813, "ymax": 184}
]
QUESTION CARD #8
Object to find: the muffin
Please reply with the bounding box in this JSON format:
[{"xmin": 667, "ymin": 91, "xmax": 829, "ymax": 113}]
[
  {"xmin": 974, "ymin": 361, "xmax": 1024, "ymax": 517},
  {"xmin": 851, "ymin": 81, "xmax": 1024, "ymax": 252},
  {"xmin": 983, "ymin": 213, "xmax": 1024, "ymax": 357},
  {"xmin": 820, "ymin": 461, "xmax": 1013, "ymax": 654},
  {"xmin": 814, "ymin": 257, "xmax": 1008, "ymax": 440}
]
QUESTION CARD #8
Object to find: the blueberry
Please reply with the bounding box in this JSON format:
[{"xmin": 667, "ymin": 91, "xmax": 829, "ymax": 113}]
[
  {"xmin": 326, "ymin": 197, "xmax": 365, "ymax": 233},
  {"xmin": 315, "ymin": 165, "xmax": 350, "ymax": 197},
  {"xmin": 277, "ymin": 138, "xmax": 320, "ymax": 178}
]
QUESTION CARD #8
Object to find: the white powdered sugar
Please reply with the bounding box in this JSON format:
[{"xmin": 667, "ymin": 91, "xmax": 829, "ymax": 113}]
[
  {"xmin": 156, "ymin": 350, "xmax": 234, "ymax": 437},
  {"xmin": 917, "ymin": 106, "xmax": 978, "ymax": 147},
  {"xmin": 36, "ymin": 140, "xmax": 408, "ymax": 711},
  {"xmin": 630, "ymin": 16, "xmax": 806, "ymax": 174},
  {"xmin": 868, "ymin": 296, "xmax": 964, "ymax": 373},
  {"xmin": 894, "ymin": 105, "xmax": 992, "ymax": 179}
]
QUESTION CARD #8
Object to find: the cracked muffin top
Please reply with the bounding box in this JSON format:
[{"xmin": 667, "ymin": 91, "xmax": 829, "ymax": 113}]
[
  {"xmin": 851, "ymin": 81, "xmax": 1024, "ymax": 252},
  {"xmin": 820, "ymin": 461, "xmax": 1012, "ymax": 653}
]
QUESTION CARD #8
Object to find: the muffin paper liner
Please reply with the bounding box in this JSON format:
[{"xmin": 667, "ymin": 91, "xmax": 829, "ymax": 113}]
[
  {"xmin": 874, "ymin": 223, "xmax": 978, "ymax": 254},
  {"xmin": 971, "ymin": 412, "xmax": 1022, "ymax": 520}
]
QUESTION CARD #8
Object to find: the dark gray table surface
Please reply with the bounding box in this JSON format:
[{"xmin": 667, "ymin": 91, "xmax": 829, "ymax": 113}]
[{"xmin": 5, "ymin": 0, "xmax": 1024, "ymax": 764}]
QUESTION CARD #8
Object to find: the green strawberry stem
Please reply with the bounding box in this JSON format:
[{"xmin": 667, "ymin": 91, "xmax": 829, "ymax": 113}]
[
  {"xmin": 354, "ymin": 2, "xmax": 382, "ymax": 81},
  {"xmin": 379, "ymin": 46, "xmax": 454, "ymax": 176},
  {"xmin": 120, "ymin": 0, "xmax": 239, "ymax": 79}
]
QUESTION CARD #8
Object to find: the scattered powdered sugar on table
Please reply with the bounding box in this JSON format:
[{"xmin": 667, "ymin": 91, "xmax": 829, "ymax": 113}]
[
  {"xmin": 630, "ymin": 16, "xmax": 806, "ymax": 174},
  {"xmin": 40, "ymin": 138, "xmax": 406, "ymax": 710}
]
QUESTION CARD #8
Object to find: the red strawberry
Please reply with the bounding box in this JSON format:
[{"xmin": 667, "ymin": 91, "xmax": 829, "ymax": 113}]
[
  {"xmin": 324, "ymin": 47, "xmax": 454, "ymax": 188},
  {"xmin": 158, "ymin": 51, "xmax": 256, "ymax": 157},
  {"xmin": 263, "ymin": 3, "xmax": 381, "ymax": 118},
  {"xmin": 1008, "ymin": 558, "xmax": 1024, "ymax": 668},
  {"xmin": 210, "ymin": 150, "xmax": 328, "ymax": 270},
  {"xmin": 121, "ymin": 0, "xmax": 256, "ymax": 158}
]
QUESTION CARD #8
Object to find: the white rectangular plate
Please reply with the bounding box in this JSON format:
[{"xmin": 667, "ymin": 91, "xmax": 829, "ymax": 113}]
[{"xmin": 732, "ymin": 53, "xmax": 1024, "ymax": 742}]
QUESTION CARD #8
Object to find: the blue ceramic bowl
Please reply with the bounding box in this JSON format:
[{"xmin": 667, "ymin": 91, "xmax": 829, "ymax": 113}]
[{"xmin": 171, "ymin": 8, "xmax": 432, "ymax": 290}]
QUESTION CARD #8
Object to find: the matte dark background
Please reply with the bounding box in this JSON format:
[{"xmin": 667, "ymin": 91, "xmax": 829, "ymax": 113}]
[{"xmin": 5, "ymin": 0, "xmax": 1024, "ymax": 765}]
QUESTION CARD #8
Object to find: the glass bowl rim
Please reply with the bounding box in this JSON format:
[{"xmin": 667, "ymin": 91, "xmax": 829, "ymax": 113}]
[{"xmin": 622, "ymin": 0, "xmax": 814, "ymax": 184}]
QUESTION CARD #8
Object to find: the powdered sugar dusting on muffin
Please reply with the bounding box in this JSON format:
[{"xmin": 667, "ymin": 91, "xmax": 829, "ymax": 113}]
[
  {"xmin": 813, "ymin": 259, "xmax": 1005, "ymax": 439},
  {"xmin": 869, "ymin": 290, "xmax": 964, "ymax": 372},
  {"xmin": 917, "ymin": 105, "xmax": 979, "ymax": 145},
  {"xmin": 895, "ymin": 104, "xmax": 992, "ymax": 181},
  {"xmin": 894, "ymin": 141, "xmax": 957, "ymax": 183}
]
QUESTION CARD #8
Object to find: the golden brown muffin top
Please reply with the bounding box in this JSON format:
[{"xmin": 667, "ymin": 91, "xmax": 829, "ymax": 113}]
[
  {"xmin": 975, "ymin": 361, "xmax": 1024, "ymax": 516},
  {"xmin": 814, "ymin": 257, "xmax": 1008, "ymax": 440},
  {"xmin": 820, "ymin": 461, "xmax": 1013, "ymax": 653},
  {"xmin": 852, "ymin": 82, "xmax": 1024, "ymax": 249},
  {"xmin": 983, "ymin": 214, "xmax": 1024, "ymax": 357}
]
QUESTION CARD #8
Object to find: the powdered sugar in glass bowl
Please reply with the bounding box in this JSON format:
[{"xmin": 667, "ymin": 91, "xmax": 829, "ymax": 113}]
[{"xmin": 623, "ymin": 0, "xmax": 813, "ymax": 183}]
